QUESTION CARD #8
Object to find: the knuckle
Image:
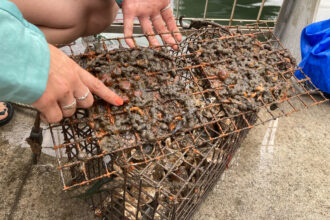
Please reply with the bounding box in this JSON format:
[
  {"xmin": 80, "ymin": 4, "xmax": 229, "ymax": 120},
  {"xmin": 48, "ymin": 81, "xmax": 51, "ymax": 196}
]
[
  {"xmin": 63, "ymin": 109, "xmax": 75, "ymax": 118},
  {"xmin": 65, "ymin": 67, "xmax": 80, "ymax": 83},
  {"xmin": 54, "ymin": 112, "xmax": 63, "ymax": 123},
  {"xmin": 167, "ymin": 20, "xmax": 177, "ymax": 29},
  {"xmin": 162, "ymin": 34, "xmax": 172, "ymax": 41},
  {"xmin": 164, "ymin": 12, "xmax": 174, "ymax": 20},
  {"xmin": 92, "ymin": 79, "xmax": 104, "ymax": 92},
  {"xmin": 47, "ymin": 113, "xmax": 63, "ymax": 123},
  {"xmin": 79, "ymin": 102, "xmax": 92, "ymax": 109},
  {"xmin": 36, "ymin": 97, "xmax": 57, "ymax": 111},
  {"xmin": 85, "ymin": 97, "xmax": 94, "ymax": 108},
  {"xmin": 150, "ymin": 40, "xmax": 160, "ymax": 46},
  {"xmin": 60, "ymin": 82, "xmax": 72, "ymax": 97},
  {"xmin": 45, "ymin": 106, "xmax": 63, "ymax": 123},
  {"xmin": 157, "ymin": 26, "xmax": 168, "ymax": 34},
  {"xmin": 144, "ymin": 30, "xmax": 154, "ymax": 36},
  {"xmin": 63, "ymin": 88, "xmax": 71, "ymax": 97},
  {"xmin": 78, "ymin": 95, "xmax": 94, "ymax": 108}
]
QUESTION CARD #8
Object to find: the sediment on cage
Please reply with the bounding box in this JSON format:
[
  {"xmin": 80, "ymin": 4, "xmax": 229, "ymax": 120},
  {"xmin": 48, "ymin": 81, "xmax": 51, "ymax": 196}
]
[{"xmin": 50, "ymin": 23, "xmax": 328, "ymax": 219}]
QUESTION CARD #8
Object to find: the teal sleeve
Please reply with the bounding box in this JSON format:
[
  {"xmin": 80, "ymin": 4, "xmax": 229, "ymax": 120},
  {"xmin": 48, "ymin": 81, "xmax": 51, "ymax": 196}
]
[{"xmin": 0, "ymin": 0, "xmax": 49, "ymax": 104}]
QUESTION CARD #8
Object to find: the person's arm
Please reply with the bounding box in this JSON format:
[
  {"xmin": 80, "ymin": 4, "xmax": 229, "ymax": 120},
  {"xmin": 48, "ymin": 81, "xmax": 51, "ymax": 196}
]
[
  {"xmin": 0, "ymin": 0, "xmax": 49, "ymax": 104},
  {"xmin": 0, "ymin": 0, "xmax": 123, "ymax": 123}
]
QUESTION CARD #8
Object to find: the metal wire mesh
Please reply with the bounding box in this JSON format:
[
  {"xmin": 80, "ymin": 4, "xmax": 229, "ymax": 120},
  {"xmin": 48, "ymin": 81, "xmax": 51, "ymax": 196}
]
[{"xmin": 49, "ymin": 22, "xmax": 328, "ymax": 219}]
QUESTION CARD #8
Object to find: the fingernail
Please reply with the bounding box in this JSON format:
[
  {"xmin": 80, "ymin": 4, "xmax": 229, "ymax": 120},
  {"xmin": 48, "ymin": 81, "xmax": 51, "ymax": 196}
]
[{"xmin": 116, "ymin": 97, "xmax": 124, "ymax": 106}]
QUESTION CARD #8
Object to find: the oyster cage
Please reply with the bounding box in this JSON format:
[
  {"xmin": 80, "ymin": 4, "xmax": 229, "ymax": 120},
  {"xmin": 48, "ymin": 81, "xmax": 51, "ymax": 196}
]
[{"xmin": 49, "ymin": 23, "xmax": 328, "ymax": 219}]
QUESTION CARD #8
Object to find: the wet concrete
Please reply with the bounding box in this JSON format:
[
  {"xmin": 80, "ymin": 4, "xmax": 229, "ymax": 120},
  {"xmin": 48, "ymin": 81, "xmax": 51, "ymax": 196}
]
[
  {"xmin": 193, "ymin": 97, "xmax": 330, "ymax": 220},
  {"xmin": 0, "ymin": 97, "xmax": 329, "ymax": 219},
  {"xmin": 0, "ymin": 107, "xmax": 96, "ymax": 220}
]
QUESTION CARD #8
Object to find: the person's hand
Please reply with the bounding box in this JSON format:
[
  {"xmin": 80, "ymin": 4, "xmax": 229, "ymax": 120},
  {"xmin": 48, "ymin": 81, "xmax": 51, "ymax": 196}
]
[
  {"xmin": 32, "ymin": 44, "xmax": 123, "ymax": 123},
  {"xmin": 121, "ymin": 0, "xmax": 182, "ymax": 50}
]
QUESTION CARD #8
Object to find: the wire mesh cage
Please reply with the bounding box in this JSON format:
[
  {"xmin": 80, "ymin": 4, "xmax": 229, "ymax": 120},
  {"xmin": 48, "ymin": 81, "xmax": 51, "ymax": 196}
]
[{"xmin": 48, "ymin": 21, "xmax": 328, "ymax": 220}]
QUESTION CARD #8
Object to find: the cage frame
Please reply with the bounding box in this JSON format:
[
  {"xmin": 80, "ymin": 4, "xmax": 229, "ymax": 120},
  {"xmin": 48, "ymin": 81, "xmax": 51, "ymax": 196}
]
[{"xmin": 46, "ymin": 19, "xmax": 329, "ymax": 219}]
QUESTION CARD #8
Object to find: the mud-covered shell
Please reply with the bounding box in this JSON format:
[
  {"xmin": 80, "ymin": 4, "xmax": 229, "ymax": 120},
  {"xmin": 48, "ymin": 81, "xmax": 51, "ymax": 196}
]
[
  {"xmin": 200, "ymin": 148, "xmax": 225, "ymax": 164},
  {"xmin": 131, "ymin": 144, "xmax": 155, "ymax": 161},
  {"xmin": 124, "ymin": 193, "xmax": 142, "ymax": 219},
  {"xmin": 130, "ymin": 186, "xmax": 156, "ymax": 204},
  {"xmin": 160, "ymin": 150, "xmax": 184, "ymax": 171}
]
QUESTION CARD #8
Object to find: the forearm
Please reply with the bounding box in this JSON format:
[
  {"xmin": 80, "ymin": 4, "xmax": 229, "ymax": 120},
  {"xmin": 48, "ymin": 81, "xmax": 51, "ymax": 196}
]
[{"xmin": 0, "ymin": 0, "xmax": 49, "ymax": 104}]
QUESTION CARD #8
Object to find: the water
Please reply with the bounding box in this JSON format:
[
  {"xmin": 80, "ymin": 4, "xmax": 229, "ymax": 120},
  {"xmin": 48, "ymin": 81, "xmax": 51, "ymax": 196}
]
[
  {"xmin": 175, "ymin": 0, "xmax": 283, "ymax": 24},
  {"xmin": 114, "ymin": 0, "xmax": 283, "ymax": 24}
]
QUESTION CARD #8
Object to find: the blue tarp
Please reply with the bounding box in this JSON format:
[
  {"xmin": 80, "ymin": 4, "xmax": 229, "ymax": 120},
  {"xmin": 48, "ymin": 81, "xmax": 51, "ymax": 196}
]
[{"xmin": 295, "ymin": 19, "xmax": 330, "ymax": 94}]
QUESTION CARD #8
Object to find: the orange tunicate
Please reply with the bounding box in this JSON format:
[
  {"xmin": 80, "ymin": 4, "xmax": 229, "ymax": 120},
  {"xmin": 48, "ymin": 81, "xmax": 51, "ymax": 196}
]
[
  {"xmin": 169, "ymin": 122, "xmax": 176, "ymax": 131},
  {"xmin": 130, "ymin": 107, "xmax": 144, "ymax": 116},
  {"xmin": 175, "ymin": 116, "xmax": 182, "ymax": 121}
]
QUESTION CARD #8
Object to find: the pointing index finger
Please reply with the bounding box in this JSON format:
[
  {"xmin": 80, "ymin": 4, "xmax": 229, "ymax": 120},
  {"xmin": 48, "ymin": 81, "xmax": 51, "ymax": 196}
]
[{"xmin": 78, "ymin": 67, "xmax": 123, "ymax": 106}]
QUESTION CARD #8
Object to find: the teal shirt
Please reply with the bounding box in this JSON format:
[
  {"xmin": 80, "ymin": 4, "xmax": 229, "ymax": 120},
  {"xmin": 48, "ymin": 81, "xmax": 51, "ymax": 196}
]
[{"xmin": 0, "ymin": 0, "xmax": 49, "ymax": 104}]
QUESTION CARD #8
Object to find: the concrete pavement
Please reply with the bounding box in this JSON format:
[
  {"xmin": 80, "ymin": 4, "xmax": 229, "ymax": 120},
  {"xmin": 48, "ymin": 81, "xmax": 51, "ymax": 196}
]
[{"xmin": 0, "ymin": 97, "xmax": 329, "ymax": 220}]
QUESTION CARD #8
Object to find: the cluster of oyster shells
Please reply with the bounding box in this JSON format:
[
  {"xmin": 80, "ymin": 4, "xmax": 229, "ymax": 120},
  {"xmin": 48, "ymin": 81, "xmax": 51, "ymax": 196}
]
[{"xmin": 68, "ymin": 27, "xmax": 296, "ymax": 219}]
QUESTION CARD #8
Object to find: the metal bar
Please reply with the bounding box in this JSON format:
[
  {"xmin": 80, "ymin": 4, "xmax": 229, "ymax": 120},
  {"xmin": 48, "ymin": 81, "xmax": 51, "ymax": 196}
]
[
  {"xmin": 49, "ymin": 23, "xmax": 328, "ymax": 220},
  {"xmin": 109, "ymin": 18, "xmax": 276, "ymax": 26},
  {"xmin": 229, "ymin": 0, "xmax": 238, "ymax": 26},
  {"xmin": 203, "ymin": 0, "xmax": 209, "ymax": 20},
  {"xmin": 122, "ymin": 168, "xmax": 127, "ymax": 219},
  {"xmin": 175, "ymin": 0, "xmax": 181, "ymax": 19},
  {"xmin": 179, "ymin": 17, "xmax": 276, "ymax": 23},
  {"xmin": 256, "ymin": 0, "xmax": 266, "ymax": 23},
  {"xmin": 103, "ymin": 23, "xmax": 274, "ymax": 35}
]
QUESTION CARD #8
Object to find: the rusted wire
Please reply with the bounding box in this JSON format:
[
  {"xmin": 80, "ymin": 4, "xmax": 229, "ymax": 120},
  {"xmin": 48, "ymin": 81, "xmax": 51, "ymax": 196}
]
[{"xmin": 49, "ymin": 22, "xmax": 328, "ymax": 220}]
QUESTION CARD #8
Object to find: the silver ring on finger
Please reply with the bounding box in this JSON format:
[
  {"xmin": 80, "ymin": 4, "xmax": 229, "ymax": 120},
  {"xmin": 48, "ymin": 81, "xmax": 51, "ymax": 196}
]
[
  {"xmin": 62, "ymin": 99, "xmax": 77, "ymax": 110},
  {"xmin": 161, "ymin": 4, "xmax": 171, "ymax": 13},
  {"xmin": 76, "ymin": 88, "xmax": 90, "ymax": 101},
  {"xmin": 151, "ymin": 14, "xmax": 161, "ymax": 22}
]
